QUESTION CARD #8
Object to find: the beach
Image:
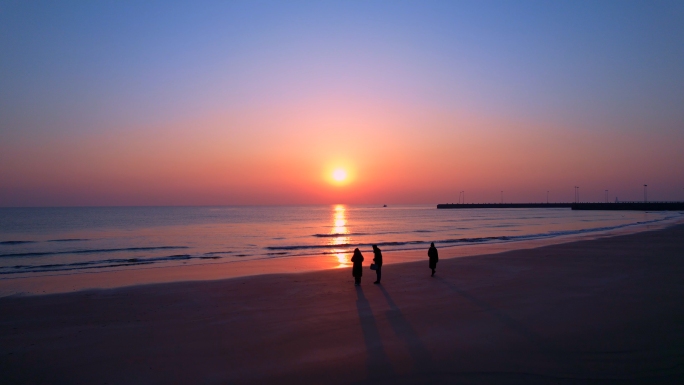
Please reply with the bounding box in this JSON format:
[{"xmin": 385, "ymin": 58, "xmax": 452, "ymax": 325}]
[
  {"xmin": 2, "ymin": 205, "xmax": 679, "ymax": 297},
  {"xmin": 4, "ymin": 2, "xmax": 684, "ymax": 384},
  {"xmin": 2, "ymin": 224, "xmax": 684, "ymax": 384}
]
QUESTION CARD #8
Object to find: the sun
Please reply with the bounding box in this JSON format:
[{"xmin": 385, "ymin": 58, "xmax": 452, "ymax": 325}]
[
  {"xmin": 324, "ymin": 163, "xmax": 354, "ymax": 186},
  {"xmin": 332, "ymin": 169, "xmax": 347, "ymax": 182}
]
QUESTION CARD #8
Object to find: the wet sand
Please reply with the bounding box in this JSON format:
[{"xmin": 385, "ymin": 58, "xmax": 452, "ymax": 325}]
[{"xmin": 1, "ymin": 224, "xmax": 684, "ymax": 384}]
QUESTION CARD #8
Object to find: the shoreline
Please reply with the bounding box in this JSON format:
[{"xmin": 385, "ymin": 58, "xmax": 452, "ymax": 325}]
[
  {"xmin": 1, "ymin": 223, "xmax": 684, "ymax": 383},
  {"xmin": 1, "ymin": 215, "xmax": 682, "ymax": 297}
]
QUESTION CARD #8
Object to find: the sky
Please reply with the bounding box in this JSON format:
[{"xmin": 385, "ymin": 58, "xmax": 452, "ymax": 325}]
[{"xmin": 1, "ymin": 0, "xmax": 683, "ymax": 206}]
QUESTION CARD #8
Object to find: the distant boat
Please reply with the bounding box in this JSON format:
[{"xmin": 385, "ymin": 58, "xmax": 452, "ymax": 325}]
[{"xmin": 383, "ymin": 204, "xmax": 387, "ymax": 207}]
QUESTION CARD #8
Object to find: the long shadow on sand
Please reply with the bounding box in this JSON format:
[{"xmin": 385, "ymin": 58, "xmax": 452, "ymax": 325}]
[
  {"xmin": 356, "ymin": 286, "xmax": 395, "ymax": 380},
  {"xmin": 377, "ymin": 286, "xmax": 434, "ymax": 373},
  {"xmin": 433, "ymin": 276, "xmax": 582, "ymax": 373}
]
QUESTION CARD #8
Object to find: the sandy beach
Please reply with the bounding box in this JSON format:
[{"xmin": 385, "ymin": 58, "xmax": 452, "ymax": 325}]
[{"xmin": 2, "ymin": 224, "xmax": 684, "ymax": 384}]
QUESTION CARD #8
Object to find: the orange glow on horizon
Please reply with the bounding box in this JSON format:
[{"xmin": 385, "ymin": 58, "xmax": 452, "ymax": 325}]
[{"xmin": 2, "ymin": 98, "xmax": 683, "ymax": 206}]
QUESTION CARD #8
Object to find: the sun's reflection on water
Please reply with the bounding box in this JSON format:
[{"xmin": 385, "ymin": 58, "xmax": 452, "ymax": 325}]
[{"xmin": 330, "ymin": 205, "xmax": 351, "ymax": 268}]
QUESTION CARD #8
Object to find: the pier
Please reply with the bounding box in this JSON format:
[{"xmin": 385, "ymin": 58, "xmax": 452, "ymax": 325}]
[
  {"xmin": 437, "ymin": 202, "xmax": 684, "ymax": 211},
  {"xmin": 437, "ymin": 203, "xmax": 571, "ymax": 209},
  {"xmin": 571, "ymin": 202, "xmax": 684, "ymax": 211}
]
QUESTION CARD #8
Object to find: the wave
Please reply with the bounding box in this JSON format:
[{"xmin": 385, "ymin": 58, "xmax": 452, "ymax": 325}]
[
  {"xmin": 0, "ymin": 246, "xmax": 189, "ymax": 258},
  {"xmin": 1, "ymin": 239, "xmax": 89, "ymax": 245},
  {"xmin": 47, "ymin": 238, "xmax": 90, "ymax": 242},
  {"xmin": 0, "ymin": 254, "xmax": 195, "ymax": 275},
  {"xmin": 268, "ymin": 216, "xmax": 675, "ymax": 253},
  {"xmin": 312, "ymin": 229, "xmax": 433, "ymax": 238},
  {"xmin": 267, "ymin": 239, "xmax": 462, "ymax": 251},
  {"xmin": 312, "ymin": 233, "xmax": 367, "ymax": 238},
  {"xmin": 2, "ymin": 212, "xmax": 676, "ymax": 276}
]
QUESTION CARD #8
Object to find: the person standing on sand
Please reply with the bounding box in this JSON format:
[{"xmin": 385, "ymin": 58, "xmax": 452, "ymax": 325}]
[
  {"xmin": 428, "ymin": 242, "xmax": 438, "ymax": 277},
  {"xmin": 351, "ymin": 248, "xmax": 364, "ymax": 286},
  {"xmin": 372, "ymin": 245, "xmax": 383, "ymax": 284}
]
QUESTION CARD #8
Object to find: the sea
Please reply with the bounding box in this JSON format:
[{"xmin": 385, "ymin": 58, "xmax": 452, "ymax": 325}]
[{"xmin": 0, "ymin": 205, "xmax": 681, "ymax": 279}]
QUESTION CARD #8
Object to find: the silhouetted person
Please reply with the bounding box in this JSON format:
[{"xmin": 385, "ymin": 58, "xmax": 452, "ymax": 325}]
[
  {"xmin": 372, "ymin": 245, "xmax": 383, "ymax": 284},
  {"xmin": 351, "ymin": 248, "xmax": 364, "ymax": 286},
  {"xmin": 428, "ymin": 242, "xmax": 438, "ymax": 277}
]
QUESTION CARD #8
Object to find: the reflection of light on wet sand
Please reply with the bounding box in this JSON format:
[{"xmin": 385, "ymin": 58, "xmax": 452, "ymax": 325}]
[
  {"xmin": 331, "ymin": 205, "xmax": 351, "ymax": 268},
  {"xmin": 330, "ymin": 236, "xmax": 350, "ymax": 268},
  {"xmin": 334, "ymin": 251, "xmax": 349, "ymax": 267}
]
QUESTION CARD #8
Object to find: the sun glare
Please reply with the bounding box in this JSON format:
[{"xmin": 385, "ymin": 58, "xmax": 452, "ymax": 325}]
[
  {"xmin": 332, "ymin": 169, "xmax": 347, "ymax": 182},
  {"xmin": 324, "ymin": 163, "xmax": 354, "ymax": 186}
]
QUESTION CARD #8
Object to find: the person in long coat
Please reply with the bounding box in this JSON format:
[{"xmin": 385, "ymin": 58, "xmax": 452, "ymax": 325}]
[
  {"xmin": 351, "ymin": 248, "xmax": 364, "ymax": 286},
  {"xmin": 428, "ymin": 242, "xmax": 438, "ymax": 277},
  {"xmin": 372, "ymin": 245, "xmax": 383, "ymax": 284}
]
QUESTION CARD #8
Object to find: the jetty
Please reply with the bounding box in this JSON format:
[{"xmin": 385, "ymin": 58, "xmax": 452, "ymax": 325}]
[
  {"xmin": 437, "ymin": 203, "xmax": 571, "ymax": 209},
  {"xmin": 437, "ymin": 202, "xmax": 684, "ymax": 211},
  {"xmin": 571, "ymin": 202, "xmax": 684, "ymax": 211}
]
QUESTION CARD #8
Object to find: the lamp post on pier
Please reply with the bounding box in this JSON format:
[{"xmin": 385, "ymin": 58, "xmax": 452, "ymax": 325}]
[
  {"xmin": 547, "ymin": 191, "xmax": 549, "ymax": 204},
  {"xmin": 644, "ymin": 184, "xmax": 647, "ymax": 203},
  {"xmin": 501, "ymin": 191, "xmax": 503, "ymax": 204}
]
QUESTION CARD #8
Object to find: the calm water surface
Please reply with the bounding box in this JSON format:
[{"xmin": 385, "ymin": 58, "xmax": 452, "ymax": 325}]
[{"xmin": 0, "ymin": 205, "xmax": 679, "ymax": 277}]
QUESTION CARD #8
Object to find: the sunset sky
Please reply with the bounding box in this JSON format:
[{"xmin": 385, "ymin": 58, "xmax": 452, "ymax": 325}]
[{"xmin": 1, "ymin": 1, "xmax": 683, "ymax": 206}]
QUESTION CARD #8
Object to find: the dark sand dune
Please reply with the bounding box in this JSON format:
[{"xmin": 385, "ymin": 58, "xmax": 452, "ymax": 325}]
[{"xmin": 2, "ymin": 225, "xmax": 684, "ymax": 384}]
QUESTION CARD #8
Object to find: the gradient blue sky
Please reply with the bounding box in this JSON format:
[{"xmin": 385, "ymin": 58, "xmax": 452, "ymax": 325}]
[{"xmin": 1, "ymin": 1, "xmax": 683, "ymax": 205}]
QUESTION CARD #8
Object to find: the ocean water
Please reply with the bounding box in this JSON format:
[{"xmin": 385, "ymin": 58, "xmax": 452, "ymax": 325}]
[{"xmin": 0, "ymin": 205, "xmax": 680, "ymax": 277}]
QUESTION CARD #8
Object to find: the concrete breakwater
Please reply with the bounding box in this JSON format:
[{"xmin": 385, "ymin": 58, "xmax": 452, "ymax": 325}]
[
  {"xmin": 437, "ymin": 202, "xmax": 684, "ymax": 211},
  {"xmin": 571, "ymin": 202, "xmax": 684, "ymax": 211},
  {"xmin": 437, "ymin": 203, "xmax": 572, "ymax": 209}
]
